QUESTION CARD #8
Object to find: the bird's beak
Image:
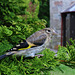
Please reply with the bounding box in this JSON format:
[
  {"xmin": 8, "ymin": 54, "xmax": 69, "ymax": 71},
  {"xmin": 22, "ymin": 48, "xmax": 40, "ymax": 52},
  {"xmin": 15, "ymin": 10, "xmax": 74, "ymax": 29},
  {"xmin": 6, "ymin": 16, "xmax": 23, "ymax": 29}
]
[{"xmin": 52, "ymin": 30, "xmax": 58, "ymax": 35}]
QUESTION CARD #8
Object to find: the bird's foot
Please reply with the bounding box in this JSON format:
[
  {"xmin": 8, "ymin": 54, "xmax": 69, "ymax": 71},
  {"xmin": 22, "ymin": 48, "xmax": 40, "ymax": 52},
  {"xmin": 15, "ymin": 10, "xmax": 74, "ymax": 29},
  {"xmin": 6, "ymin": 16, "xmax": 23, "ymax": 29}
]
[{"xmin": 35, "ymin": 54, "xmax": 44, "ymax": 58}]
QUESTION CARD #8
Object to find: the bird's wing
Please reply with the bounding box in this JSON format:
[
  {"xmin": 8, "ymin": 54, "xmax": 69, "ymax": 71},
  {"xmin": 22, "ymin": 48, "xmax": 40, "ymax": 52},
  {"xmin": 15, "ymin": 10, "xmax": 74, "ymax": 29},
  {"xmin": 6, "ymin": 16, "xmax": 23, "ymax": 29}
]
[
  {"xmin": 7, "ymin": 40, "xmax": 36, "ymax": 51},
  {"xmin": 27, "ymin": 32, "xmax": 47, "ymax": 46},
  {"xmin": 7, "ymin": 30, "xmax": 47, "ymax": 51}
]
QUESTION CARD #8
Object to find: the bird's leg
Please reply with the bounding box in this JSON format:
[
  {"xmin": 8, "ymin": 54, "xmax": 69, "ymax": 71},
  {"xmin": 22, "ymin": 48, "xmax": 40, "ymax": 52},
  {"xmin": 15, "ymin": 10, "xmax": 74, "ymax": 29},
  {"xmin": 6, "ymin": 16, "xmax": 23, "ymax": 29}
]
[{"xmin": 34, "ymin": 54, "xmax": 44, "ymax": 58}]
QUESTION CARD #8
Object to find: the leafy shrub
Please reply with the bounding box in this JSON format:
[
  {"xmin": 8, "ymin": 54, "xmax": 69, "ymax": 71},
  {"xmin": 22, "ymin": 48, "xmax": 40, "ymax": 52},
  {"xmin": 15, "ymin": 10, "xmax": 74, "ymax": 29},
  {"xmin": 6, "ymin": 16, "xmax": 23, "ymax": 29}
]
[
  {"xmin": 57, "ymin": 46, "xmax": 70, "ymax": 61},
  {"xmin": 57, "ymin": 39, "xmax": 75, "ymax": 67},
  {"xmin": 0, "ymin": 49, "xmax": 58, "ymax": 75},
  {"xmin": 0, "ymin": 0, "xmax": 46, "ymax": 55},
  {"xmin": 66, "ymin": 38, "xmax": 75, "ymax": 61},
  {"xmin": 0, "ymin": 40, "xmax": 13, "ymax": 55},
  {"xmin": 38, "ymin": 0, "xmax": 50, "ymax": 27}
]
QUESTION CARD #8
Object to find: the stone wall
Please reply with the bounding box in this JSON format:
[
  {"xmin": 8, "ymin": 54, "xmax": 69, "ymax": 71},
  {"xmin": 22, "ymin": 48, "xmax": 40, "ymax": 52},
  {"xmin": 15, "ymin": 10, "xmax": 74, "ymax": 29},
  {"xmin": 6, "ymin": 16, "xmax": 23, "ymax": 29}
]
[{"xmin": 50, "ymin": 0, "xmax": 75, "ymax": 49}]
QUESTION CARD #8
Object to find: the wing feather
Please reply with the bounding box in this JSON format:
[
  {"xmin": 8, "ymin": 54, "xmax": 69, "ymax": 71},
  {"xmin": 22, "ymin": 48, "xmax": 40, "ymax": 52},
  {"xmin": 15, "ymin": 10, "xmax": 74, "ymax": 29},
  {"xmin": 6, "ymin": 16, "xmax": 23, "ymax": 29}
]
[
  {"xmin": 7, "ymin": 29, "xmax": 47, "ymax": 51},
  {"xmin": 27, "ymin": 31, "xmax": 47, "ymax": 46}
]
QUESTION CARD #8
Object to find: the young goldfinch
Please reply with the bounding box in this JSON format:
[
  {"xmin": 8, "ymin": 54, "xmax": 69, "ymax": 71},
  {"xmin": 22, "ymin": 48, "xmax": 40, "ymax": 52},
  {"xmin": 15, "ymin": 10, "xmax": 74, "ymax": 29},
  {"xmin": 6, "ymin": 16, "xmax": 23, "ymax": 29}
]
[{"xmin": 0, "ymin": 28, "xmax": 57, "ymax": 59}]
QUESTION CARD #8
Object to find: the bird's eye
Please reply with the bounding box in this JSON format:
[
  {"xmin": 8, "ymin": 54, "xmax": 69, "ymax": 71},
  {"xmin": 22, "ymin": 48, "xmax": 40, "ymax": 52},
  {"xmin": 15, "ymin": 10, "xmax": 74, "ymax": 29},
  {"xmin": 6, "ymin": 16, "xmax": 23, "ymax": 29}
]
[
  {"xmin": 46, "ymin": 30, "xmax": 51, "ymax": 33},
  {"xmin": 48, "ymin": 30, "xmax": 51, "ymax": 32}
]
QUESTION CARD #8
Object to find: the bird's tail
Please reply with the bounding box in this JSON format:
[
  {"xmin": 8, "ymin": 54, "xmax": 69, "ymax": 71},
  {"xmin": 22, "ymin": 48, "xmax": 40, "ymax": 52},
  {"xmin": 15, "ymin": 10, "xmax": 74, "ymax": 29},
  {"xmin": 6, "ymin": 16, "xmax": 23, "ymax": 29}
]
[{"xmin": 0, "ymin": 52, "xmax": 15, "ymax": 60}]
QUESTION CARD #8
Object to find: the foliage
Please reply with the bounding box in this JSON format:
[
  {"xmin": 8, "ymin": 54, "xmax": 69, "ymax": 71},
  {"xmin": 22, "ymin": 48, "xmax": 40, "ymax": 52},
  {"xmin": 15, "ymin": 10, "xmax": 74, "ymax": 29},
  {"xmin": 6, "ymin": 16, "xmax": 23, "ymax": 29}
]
[
  {"xmin": 0, "ymin": 49, "xmax": 58, "ymax": 75},
  {"xmin": 0, "ymin": 0, "xmax": 75, "ymax": 75},
  {"xmin": 0, "ymin": 0, "xmax": 46, "ymax": 55},
  {"xmin": 57, "ymin": 39, "xmax": 75, "ymax": 67},
  {"xmin": 38, "ymin": 0, "xmax": 50, "ymax": 27},
  {"xmin": 0, "ymin": 40, "xmax": 13, "ymax": 55}
]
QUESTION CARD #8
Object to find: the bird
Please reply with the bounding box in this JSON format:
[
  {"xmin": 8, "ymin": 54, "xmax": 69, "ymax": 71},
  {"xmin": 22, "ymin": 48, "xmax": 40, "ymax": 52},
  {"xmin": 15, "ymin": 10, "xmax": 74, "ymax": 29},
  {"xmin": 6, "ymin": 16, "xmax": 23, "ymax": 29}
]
[{"xmin": 0, "ymin": 28, "xmax": 57, "ymax": 60}]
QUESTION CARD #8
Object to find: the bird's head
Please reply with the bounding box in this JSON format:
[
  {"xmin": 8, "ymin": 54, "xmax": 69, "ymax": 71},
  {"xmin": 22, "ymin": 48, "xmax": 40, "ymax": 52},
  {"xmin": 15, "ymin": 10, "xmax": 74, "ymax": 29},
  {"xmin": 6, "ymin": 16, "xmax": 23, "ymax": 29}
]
[
  {"xmin": 44, "ymin": 28, "xmax": 57, "ymax": 35},
  {"xmin": 38, "ymin": 28, "xmax": 58, "ymax": 46}
]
